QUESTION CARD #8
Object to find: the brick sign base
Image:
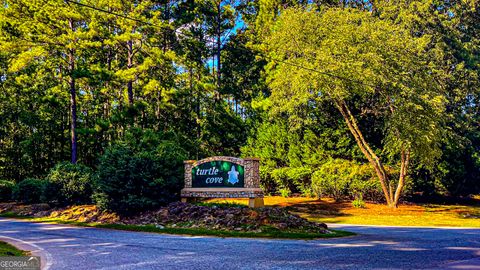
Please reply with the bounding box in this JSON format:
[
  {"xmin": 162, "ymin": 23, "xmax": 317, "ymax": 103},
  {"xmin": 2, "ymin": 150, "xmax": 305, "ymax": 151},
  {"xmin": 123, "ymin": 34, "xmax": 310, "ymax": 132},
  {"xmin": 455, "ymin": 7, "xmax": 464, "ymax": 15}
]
[{"xmin": 181, "ymin": 157, "xmax": 264, "ymax": 208}]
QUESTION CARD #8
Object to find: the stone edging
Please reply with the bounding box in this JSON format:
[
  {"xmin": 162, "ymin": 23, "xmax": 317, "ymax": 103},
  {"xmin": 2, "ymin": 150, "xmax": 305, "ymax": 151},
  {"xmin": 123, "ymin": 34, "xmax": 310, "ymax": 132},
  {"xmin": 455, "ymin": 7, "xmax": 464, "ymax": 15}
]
[{"xmin": 181, "ymin": 188, "xmax": 264, "ymax": 198}]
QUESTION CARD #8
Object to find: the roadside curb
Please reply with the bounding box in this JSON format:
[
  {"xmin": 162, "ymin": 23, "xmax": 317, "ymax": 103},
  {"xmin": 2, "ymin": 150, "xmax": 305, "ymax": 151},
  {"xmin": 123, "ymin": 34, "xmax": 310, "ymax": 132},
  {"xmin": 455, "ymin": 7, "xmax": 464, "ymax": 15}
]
[{"xmin": 0, "ymin": 235, "xmax": 53, "ymax": 270}]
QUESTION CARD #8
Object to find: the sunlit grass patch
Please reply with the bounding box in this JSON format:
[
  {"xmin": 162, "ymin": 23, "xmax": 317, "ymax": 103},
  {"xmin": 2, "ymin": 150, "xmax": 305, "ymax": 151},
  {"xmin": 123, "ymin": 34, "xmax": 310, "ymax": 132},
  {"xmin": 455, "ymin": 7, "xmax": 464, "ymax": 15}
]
[{"xmin": 208, "ymin": 196, "xmax": 480, "ymax": 227}]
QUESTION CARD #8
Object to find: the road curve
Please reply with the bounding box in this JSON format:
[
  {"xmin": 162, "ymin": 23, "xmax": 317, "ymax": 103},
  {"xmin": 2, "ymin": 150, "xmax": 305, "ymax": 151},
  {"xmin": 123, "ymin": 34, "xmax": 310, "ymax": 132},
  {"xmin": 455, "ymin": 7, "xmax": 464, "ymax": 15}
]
[{"xmin": 0, "ymin": 218, "xmax": 479, "ymax": 270}]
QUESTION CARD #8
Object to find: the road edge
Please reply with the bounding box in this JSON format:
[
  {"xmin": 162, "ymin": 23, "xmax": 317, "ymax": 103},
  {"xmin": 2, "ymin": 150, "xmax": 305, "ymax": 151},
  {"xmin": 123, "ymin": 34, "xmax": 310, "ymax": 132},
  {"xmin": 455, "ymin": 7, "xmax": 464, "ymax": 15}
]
[{"xmin": 0, "ymin": 235, "xmax": 53, "ymax": 270}]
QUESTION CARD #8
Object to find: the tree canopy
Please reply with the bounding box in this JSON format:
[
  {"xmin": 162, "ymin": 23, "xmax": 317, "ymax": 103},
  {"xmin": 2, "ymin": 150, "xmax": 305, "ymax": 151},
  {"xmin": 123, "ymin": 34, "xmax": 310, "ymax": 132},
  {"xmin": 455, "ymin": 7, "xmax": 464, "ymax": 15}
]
[
  {"xmin": 0, "ymin": 0, "xmax": 479, "ymax": 205},
  {"xmin": 261, "ymin": 7, "xmax": 448, "ymax": 206}
]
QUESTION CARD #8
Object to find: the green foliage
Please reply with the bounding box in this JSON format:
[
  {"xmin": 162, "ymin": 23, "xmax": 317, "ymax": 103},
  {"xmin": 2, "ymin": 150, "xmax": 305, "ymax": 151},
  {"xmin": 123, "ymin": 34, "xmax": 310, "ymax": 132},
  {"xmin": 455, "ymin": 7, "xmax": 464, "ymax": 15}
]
[
  {"xmin": 243, "ymin": 118, "xmax": 359, "ymax": 195},
  {"xmin": 261, "ymin": 7, "xmax": 449, "ymax": 204},
  {"xmin": 0, "ymin": 0, "xmax": 479, "ymax": 205},
  {"xmin": 270, "ymin": 168, "xmax": 291, "ymax": 193},
  {"xmin": 279, "ymin": 188, "xmax": 291, "ymax": 198},
  {"xmin": 351, "ymin": 177, "xmax": 385, "ymax": 203},
  {"xmin": 258, "ymin": 167, "xmax": 276, "ymax": 194},
  {"xmin": 348, "ymin": 165, "xmax": 386, "ymax": 202},
  {"xmin": 201, "ymin": 103, "xmax": 248, "ymax": 156},
  {"xmin": 270, "ymin": 167, "xmax": 313, "ymax": 196},
  {"xmin": 352, "ymin": 196, "xmax": 366, "ymax": 209},
  {"xmin": 312, "ymin": 160, "xmax": 354, "ymax": 201},
  {"xmin": 12, "ymin": 178, "xmax": 46, "ymax": 204},
  {"xmin": 311, "ymin": 159, "xmax": 381, "ymax": 201},
  {"xmin": 0, "ymin": 180, "xmax": 15, "ymax": 202},
  {"xmin": 44, "ymin": 162, "xmax": 94, "ymax": 206},
  {"xmin": 94, "ymin": 138, "xmax": 187, "ymax": 215},
  {"xmin": 286, "ymin": 167, "xmax": 313, "ymax": 197},
  {"xmin": 0, "ymin": 0, "xmax": 251, "ymax": 181},
  {"xmin": 0, "ymin": 241, "xmax": 26, "ymax": 256}
]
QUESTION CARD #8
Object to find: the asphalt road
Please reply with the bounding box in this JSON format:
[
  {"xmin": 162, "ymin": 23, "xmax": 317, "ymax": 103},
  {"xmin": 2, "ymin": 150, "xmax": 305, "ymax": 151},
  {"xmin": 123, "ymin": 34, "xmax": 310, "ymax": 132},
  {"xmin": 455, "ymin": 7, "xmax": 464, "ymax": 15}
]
[{"xmin": 0, "ymin": 218, "xmax": 479, "ymax": 270}]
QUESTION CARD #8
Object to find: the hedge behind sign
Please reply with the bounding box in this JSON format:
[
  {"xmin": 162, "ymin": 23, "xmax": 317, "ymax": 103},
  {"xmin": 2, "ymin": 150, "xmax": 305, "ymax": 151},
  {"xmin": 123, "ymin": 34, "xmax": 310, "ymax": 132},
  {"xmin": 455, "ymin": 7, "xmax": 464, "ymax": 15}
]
[{"xmin": 192, "ymin": 161, "xmax": 244, "ymax": 188}]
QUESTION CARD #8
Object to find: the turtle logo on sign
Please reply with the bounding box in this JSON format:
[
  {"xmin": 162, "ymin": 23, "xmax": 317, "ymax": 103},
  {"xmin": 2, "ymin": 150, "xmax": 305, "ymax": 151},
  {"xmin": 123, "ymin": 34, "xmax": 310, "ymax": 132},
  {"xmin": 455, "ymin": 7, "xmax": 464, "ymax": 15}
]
[{"xmin": 227, "ymin": 166, "xmax": 239, "ymax": 185}]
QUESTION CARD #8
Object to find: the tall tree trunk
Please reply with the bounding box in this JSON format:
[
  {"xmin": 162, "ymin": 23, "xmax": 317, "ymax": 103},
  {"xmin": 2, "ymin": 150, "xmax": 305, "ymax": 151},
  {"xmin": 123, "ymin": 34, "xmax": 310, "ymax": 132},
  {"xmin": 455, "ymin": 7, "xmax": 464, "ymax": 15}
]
[
  {"xmin": 163, "ymin": 0, "xmax": 170, "ymax": 53},
  {"xmin": 334, "ymin": 99, "xmax": 393, "ymax": 206},
  {"xmin": 215, "ymin": 1, "xmax": 221, "ymax": 100},
  {"xmin": 127, "ymin": 40, "xmax": 134, "ymax": 106},
  {"xmin": 156, "ymin": 86, "xmax": 162, "ymax": 129},
  {"xmin": 68, "ymin": 19, "xmax": 78, "ymax": 164},
  {"xmin": 189, "ymin": 65, "xmax": 200, "ymax": 160},
  {"xmin": 216, "ymin": 8, "xmax": 221, "ymax": 85},
  {"xmin": 196, "ymin": 72, "xmax": 201, "ymax": 142},
  {"xmin": 393, "ymin": 148, "xmax": 410, "ymax": 207}
]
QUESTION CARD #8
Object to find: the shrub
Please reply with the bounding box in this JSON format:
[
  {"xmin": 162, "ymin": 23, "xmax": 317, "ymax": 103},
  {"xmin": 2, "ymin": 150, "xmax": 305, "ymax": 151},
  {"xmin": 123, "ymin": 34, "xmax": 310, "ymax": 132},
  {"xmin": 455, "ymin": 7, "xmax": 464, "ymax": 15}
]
[
  {"xmin": 270, "ymin": 166, "xmax": 313, "ymax": 197},
  {"xmin": 349, "ymin": 175, "xmax": 384, "ymax": 202},
  {"xmin": 12, "ymin": 178, "xmax": 46, "ymax": 204},
  {"xmin": 0, "ymin": 180, "xmax": 15, "ymax": 202},
  {"xmin": 259, "ymin": 167, "xmax": 276, "ymax": 195},
  {"xmin": 44, "ymin": 162, "xmax": 94, "ymax": 206},
  {"xmin": 271, "ymin": 167, "xmax": 292, "ymax": 194},
  {"xmin": 311, "ymin": 160, "xmax": 353, "ymax": 201},
  {"xmin": 94, "ymin": 140, "xmax": 187, "ymax": 215},
  {"xmin": 286, "ymin": 167, "xmax": 313, "ymax": 197},
  {"xmin": 311, "ymin": 159, "xmax": 382, "ymax": 201},
  {"xmin": 352, "ymin": 195, "xmax": 366, "ymax": 208},
  {"xmin": 279, "ymin": 188, "xmax": 292, "ymax": 198}
]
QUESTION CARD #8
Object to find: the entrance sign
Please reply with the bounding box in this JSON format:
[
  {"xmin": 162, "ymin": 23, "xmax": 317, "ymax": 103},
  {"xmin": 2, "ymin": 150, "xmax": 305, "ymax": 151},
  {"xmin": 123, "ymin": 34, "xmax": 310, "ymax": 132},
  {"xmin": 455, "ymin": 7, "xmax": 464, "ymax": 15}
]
[
  {"xmin": 181, "ymin": 156, "xmax": 264, "ymax": 208},
  {"xmin": 192, "ymin": 160, "xmax": 244, "ymax": 188}
]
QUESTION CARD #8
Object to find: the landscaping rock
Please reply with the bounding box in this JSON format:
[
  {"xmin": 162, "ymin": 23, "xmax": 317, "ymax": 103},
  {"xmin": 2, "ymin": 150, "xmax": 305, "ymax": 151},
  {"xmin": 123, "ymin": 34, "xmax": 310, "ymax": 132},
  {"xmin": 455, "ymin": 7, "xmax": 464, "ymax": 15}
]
[
  {"xmin": 122, "ymin": 202, "xmax": 329, "ymax": 233},
  {"xmin": 0, "ymin": 201, "xmax": 329, "ymax": 234},
  {"xmin": 0, "ymin": 203, "xmax": 53, "ymax": 217}
]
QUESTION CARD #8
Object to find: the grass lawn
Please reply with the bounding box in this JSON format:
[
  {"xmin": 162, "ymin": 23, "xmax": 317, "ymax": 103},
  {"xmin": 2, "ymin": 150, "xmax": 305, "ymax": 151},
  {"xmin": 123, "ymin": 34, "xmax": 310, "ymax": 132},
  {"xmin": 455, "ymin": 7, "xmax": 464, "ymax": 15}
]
[
  {"xmin": 0, "ymin": 241, "xmax": 26, "ymax": 256},
  {"xmin": 208, "ymin": 196, "xmax": 480, "ymax": 227}
]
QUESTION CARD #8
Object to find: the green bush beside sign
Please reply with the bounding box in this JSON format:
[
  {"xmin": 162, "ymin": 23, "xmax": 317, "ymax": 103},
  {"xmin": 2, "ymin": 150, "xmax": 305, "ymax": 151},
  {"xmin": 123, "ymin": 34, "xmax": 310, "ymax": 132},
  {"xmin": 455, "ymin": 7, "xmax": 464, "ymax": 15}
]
[{"xmin": 192, "ymin": 161, "xmax": 245, "ymax": 188}]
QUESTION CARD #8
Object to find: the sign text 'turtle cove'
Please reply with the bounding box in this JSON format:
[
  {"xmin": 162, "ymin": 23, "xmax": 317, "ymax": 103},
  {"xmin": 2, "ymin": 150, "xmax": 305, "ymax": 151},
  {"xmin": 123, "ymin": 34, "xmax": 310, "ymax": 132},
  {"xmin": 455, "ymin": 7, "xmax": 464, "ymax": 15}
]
[{"xmin": 191, "ymin": 161, "xmax": 245, "ymax": 188}]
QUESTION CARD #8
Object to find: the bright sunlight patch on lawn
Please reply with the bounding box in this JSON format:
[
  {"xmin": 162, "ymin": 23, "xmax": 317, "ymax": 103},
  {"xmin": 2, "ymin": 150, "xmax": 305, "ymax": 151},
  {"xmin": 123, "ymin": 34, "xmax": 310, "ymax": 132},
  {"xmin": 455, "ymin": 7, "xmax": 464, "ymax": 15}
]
[{"xmin": 208, "ymin": 196, "xmax": 480, "ymax": 227}]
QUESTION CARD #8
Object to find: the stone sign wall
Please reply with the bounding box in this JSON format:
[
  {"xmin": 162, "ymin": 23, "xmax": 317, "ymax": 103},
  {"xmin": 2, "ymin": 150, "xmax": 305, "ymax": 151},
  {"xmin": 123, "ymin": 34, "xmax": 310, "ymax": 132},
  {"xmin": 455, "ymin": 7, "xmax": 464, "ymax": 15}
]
[{"xmin": 181, "ymin": 156, "xmax": 264, "ymax": 207}]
